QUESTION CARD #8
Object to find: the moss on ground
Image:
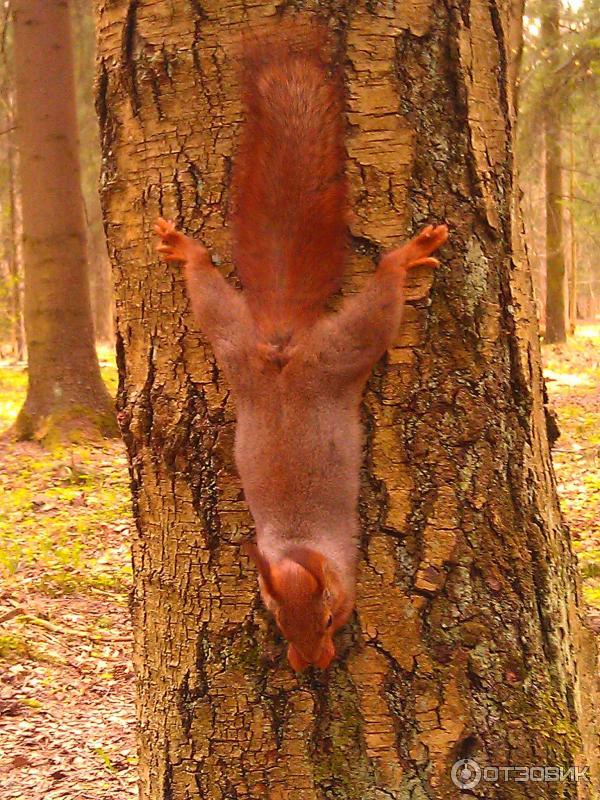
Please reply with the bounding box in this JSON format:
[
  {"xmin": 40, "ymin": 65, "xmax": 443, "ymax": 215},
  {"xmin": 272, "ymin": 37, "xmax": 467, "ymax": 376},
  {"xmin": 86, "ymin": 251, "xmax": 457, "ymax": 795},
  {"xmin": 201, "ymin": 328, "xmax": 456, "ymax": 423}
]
[{"xmin": 0, "ymin": 350, "xmax": 131, "ymax": 604}]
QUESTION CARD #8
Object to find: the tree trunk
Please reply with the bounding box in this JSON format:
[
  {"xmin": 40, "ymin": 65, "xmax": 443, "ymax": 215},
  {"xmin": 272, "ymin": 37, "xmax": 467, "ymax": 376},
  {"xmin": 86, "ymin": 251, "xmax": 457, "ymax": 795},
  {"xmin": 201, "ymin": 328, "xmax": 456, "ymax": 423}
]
[
  {"xmin": 11, "ymin": 0, "xmax": 116, "ymax": 442},
  {"xmin": 568, "ymin": 120, "xmax": 577, "ymax": 335},
  {"xmin": 8, "ymin": 95, "xmax": 25, "ymax": 362},
  {"xmin": 508, "ymin": 0, "xmax": 525, "ymax": 124},
  {"xmin": 72, "ymin": 0, "xmax": 114, "ymax": 344},
  {"xmin": 0, "ymin": 41, "xmax": 24, "ymax": 361},
  {"xmin": 95, "ymin": 3, "xmax": 599, "ymax": 798},
  {"xmin": 86, "ymin": 187, "xmax": 114, "ymax": 343},
  {"xmin": 542, "ymin": 0, "xmax": 567, "ymax": 344}
]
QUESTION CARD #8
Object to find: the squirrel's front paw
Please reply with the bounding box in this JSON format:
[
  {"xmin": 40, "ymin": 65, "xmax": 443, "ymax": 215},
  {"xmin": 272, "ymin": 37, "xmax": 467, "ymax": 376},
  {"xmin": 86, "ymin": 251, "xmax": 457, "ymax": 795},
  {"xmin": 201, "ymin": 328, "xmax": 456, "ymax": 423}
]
[{"xmin": 154, "ymin": 217, "xmax": 206, "ymax": 263}]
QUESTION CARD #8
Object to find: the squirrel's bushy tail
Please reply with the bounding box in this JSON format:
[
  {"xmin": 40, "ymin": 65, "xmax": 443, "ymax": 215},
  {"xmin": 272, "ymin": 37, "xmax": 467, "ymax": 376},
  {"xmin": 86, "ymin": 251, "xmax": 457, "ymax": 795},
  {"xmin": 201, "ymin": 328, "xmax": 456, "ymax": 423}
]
[{"xmin": 231, "ymin": 20, "xmax": 347, "ymax": 345}]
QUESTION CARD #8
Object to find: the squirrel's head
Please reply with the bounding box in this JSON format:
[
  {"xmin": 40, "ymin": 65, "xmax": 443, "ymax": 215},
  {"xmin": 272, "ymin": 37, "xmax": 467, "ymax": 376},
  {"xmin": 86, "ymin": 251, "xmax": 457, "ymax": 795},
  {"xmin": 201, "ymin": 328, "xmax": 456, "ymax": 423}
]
[{"xmin": 244, "ymin": 542, "xmax": 351, "ymax": 671}]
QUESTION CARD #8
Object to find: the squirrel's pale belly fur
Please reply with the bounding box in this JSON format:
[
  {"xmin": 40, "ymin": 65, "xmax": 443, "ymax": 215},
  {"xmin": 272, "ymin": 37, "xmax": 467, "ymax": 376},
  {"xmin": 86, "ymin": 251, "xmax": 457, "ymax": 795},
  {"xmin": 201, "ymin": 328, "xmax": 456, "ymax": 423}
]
[{"xmin": 232, "ymin": 344, "xmax": 362, "ymax": 593}]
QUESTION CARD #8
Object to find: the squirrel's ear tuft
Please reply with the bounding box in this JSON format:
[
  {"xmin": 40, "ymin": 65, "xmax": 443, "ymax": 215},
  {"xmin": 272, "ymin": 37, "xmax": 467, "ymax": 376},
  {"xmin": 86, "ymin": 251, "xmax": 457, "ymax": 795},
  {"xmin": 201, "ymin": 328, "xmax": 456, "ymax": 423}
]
[
  {"xmin": 286, "ymin": 547, "xmax": 327, "ymax": 593},
  {"xmin": 242, "ymin": 541, "xmax": 280, "ymax": 600}
]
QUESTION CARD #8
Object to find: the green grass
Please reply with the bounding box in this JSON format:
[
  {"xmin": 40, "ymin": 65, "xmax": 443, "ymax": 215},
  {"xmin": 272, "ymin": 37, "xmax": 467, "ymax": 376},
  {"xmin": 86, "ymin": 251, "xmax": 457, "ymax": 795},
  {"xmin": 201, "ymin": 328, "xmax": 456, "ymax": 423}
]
[
  {"xmin": 583, "ymin": 586, "xmax": 600, "ymax": 607},
  {"xmin": 0, "ymin": 347, "xmax": 119, "ymax": 432},
  {"xmin": 0, "ymin": 444, "xmax": 131, "ymax": 595},
  {"xmin": 0, "ymin": 348, "xmax": 131, "ymax": 598},
  {"xmin": 0, "ymin": 362, "xmax": 27, "ymax": 430}
]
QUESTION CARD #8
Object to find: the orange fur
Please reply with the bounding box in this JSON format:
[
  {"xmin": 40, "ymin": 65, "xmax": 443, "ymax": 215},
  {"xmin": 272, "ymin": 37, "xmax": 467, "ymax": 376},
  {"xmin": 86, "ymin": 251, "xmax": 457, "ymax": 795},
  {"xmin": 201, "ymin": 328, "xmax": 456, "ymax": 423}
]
[
  {"xmin": 245, "ymin": 544, "xmax": 343, "ymax": 670},
  {"xmin": 231, "ymin": 20, "xmax": 347, "ymax": 345}
]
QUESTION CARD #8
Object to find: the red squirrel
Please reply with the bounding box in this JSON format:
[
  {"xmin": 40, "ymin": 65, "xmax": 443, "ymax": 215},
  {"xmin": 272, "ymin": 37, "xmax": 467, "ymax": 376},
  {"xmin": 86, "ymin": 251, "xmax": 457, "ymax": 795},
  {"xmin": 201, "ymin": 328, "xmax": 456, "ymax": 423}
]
[{"xmin": 155, "ymin": 21, "xmax": 448, "ymax": 671}]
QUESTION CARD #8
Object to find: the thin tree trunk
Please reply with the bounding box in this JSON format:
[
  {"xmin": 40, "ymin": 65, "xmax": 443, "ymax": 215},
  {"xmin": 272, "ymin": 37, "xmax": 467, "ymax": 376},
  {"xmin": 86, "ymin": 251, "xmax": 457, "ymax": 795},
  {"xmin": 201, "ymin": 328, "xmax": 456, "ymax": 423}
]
[
  {"xmin": 11, "ymin": 0, "xmax": 116, "ymax": 441},
  {"xmin": 85, "ymin": 185, "xmax": 114, "ymax": 343},
  {"xmin": 72, "ymin": 0, "xmax": 114, "ymax": 344},
  {"xmin": 7, "ymin": 95, "xmax": 25, "ymax": 362},
  {"xmin": 542, "ymin": 0, "xmax": 567, "ymax": 343},
  {"xmin": 508, "ymin": 0, "xmax": 525, "ymax": 124},
  {"xmin": 568, "ymin": 120, "xmax": 577, "ymax": 333},
  {"xmin": 95, "ymin": 2, "xmax": 599, "ymax": 798},
  {"xmin": 8, "ymin": 149, "xmax": 24, "ymax": 361},
  {"xmin": 93, "ymin": 245, "xmax": 113, "ymax": 343},
  {"xmin": 89, "ymin": 224, "xmax": 114, "ymax": 343},
  {"xmin": 0, "ymin": 44, "xmax": 24, "ymax": 361}
]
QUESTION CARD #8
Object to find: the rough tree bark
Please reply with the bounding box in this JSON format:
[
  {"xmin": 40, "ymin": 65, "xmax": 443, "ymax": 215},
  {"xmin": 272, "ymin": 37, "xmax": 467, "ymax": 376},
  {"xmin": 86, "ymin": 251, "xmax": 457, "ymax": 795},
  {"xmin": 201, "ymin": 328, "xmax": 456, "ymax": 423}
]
[
  {"xmin": 11, "ymin": 0, "xmax": 115, "ymax": 441},
  {"xmin": 95, "ymin": 2, "xmax": 599, "ymax": 798},
  {"xmin": 542, "ymin": 0, "xmax": 567, "ymax": 344}
]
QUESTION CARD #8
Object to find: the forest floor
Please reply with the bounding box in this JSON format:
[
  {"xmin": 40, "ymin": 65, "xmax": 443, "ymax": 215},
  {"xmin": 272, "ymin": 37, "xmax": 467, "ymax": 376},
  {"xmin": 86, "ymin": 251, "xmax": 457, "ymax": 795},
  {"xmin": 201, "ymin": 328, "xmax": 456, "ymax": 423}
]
[
  {"xmin": 0, "ymin": 350, "xmax": 137, "ymax": 800},
  {"xmin": 0, "ymin": 331, "xmax": 599, "ymax": 800},
  {"xmin": 544, "ymin": 325, "xmax": 600, "ymax": 624}
]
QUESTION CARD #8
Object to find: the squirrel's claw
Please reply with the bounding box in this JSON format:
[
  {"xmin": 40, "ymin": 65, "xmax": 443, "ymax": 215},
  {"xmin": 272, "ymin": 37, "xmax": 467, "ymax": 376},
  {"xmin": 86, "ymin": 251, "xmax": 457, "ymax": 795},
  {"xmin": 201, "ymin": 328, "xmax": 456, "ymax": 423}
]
[
  {"xmin": 410, "ymin": 256, "xmax": 439, "ymax": 269},
  {"xmin": 155, "ymin": 217, "xmax": 186, "ymax": 261},
  {"xmin": 155, "ymin": 217, "xmax": 210, "ymax": 265},
  {"xmin": 404, "ymin": 224, "xmax": 448, "ymax": 270},
  {"xmin": 154, "ymin": 217, "xmax": 176, "ymax": 237},
  {"xmin": 156, "ymin": 244, "xmax": 180, "ymax": 262},
  {"xmin": 380, "ymin": 223, "xmax": 448, "ymax": 273},
  {"xmin": 415, "ymin": 223, "xmax": 448, "ymax": 250}
]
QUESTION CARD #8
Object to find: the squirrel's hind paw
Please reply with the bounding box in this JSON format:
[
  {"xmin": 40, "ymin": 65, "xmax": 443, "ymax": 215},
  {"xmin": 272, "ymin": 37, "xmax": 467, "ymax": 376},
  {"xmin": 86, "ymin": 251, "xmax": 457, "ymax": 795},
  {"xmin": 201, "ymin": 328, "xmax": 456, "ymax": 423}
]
[
  {"xmin": 409, "ymin": 256, "xmax": 439, "ymax": 269},
  {"xmin": 154, "ymin": 218, "xmax": 198, "ymax": 263},
  {"xmin": 380, "ymin": 224, "xmax": 448, "ymax": 273},
  {"xmin": 404, "ymin": 224, "xmax": 448, "ymax": 270}
]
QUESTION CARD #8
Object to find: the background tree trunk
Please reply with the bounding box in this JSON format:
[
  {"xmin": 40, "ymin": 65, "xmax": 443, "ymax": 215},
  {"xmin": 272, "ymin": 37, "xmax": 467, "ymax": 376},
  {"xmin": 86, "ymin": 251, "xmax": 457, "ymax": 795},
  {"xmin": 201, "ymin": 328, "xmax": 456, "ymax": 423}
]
[
  {"xmin": 95, "ymin": 2, "xmax": 599, "ymax": 798},
  {"xmin": 72, "ymin": 0, "xmax": 114, "ymax": 344},
  {"xmin": 11, "ymin": 0, "xmax": 115, "ymax": 441},
  {"xmin": 0, "ymin": 38, "xmax": 24, "ymax": 361},
  {"xmin": 7, "ymin": 125, "xmax": 25, "ymax": 362},
  {"xmin": 86, "ymin": 189, "xmax": 114, "ymax": 343},
  {"xmin": 508, "ymin": 0, "xmax": 525, "ymax": 124},
  {"xmin": 542, "ymin": 0, "xmax": 567, "ymax": 343},
  {"xmin": 567, "ymin": 119, "xmax": 577, "ymax": 334}
]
